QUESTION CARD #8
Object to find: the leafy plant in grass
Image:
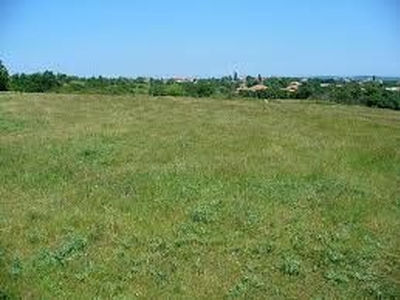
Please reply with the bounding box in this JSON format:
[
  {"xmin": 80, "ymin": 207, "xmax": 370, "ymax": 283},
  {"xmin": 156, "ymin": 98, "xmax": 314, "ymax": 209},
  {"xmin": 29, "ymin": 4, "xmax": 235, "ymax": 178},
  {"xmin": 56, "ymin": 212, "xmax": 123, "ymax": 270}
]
[
  {"xmin": 34, "ymin": 236, "xmax": 87, "ymax": 268},
  {"xmin": 249, "ymin": 241, "xmax": 274, "ymax": 257},
  {"xmin": 324, "ymin": 269, "xmax": 349, "ymax": 284},
  {"xmin": 190, "ymin": 200, "xmax": 222, "ymax": 224},
  {"xmin": 228, "ymin": 275, "xmax": 265, "ymax": 298},
  {"xmin": 281, "ymin": 256, "xmax": 301, "ymax": 276},
  {"xmin": 10, "ymin": 257, "xmax": 23, "ymax": 278}
]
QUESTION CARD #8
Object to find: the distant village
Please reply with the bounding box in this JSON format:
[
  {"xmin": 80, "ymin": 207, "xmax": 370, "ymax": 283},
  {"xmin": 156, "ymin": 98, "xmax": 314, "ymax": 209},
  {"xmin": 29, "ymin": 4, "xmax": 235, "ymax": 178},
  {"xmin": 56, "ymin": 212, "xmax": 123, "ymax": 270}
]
[
  {"xmin": 3, "ymin": 60, "xmax": 400, "ymax": 110},
  {"xmin": 164, "ymin": 74, "xmax": 400, "ymax": 93}
]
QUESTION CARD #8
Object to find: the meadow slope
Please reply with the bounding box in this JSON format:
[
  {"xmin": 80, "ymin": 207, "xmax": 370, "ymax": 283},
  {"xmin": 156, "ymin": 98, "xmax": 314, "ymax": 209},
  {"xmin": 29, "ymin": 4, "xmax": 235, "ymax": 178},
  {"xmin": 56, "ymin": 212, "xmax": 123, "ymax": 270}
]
[{"xmin": 1, "ymin": 93, "xmax": 399, "ymax": 298}]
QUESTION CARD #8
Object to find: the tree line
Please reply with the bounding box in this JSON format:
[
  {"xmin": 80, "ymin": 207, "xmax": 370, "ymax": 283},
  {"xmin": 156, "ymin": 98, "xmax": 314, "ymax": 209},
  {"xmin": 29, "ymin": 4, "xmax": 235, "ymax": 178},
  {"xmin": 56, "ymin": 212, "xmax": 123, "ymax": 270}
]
[{"xmin": 0, "ymin": 60, "xmax": 399, "ymax": 110}]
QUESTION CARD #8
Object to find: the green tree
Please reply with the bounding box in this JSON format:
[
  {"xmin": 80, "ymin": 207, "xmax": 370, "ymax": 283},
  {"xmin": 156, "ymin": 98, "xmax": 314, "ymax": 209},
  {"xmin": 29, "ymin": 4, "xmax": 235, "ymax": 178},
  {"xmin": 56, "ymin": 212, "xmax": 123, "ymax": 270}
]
[
  {"xmin": 165, "ymin": 83, "xmax": 184, "ymax": 96},
  {"xmin": 233, "ymin": 71, "xmax": 238, "ymax": 82},
  {"xmin": 245, "ymin": 76, "xmax": 258, "ymax": 87},
  {"xmin": 195, "ymin": 80, "xmax": 214, "ymax": 97},
  {"xmin": 149, "ymin": 79, "xmax": 166, "ymax": 96},
  {"xmin": 295, "ymin": 83, "xmax": 312, "ymax": 99},
  {"xmin": 0, "ymin": 60, "xmax": 10, "ymax": 91}
]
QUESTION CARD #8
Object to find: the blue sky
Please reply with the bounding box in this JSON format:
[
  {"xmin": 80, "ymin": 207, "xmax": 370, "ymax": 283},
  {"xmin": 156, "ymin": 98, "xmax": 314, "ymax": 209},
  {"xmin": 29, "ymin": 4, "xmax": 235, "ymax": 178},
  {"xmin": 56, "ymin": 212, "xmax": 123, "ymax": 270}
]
[{"xmin": 1, "ymin": 0, "xmax": 399, "ymax": 77}]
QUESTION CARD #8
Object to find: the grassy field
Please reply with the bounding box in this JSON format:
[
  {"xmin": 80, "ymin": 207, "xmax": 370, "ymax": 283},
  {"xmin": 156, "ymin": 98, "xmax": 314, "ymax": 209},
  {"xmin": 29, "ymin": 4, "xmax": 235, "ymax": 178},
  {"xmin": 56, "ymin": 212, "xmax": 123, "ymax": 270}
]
[{"xmin": 0, "ymin": 93, "xmax": 399, "ymax": 299}]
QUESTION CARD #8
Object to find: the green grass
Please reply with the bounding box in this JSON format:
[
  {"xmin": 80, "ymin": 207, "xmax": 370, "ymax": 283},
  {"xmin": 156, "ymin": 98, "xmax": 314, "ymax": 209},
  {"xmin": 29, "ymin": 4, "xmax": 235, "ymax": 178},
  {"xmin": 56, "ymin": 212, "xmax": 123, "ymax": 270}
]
[{"xmin": 1, "ymin": 93, "xmax": 399, "ymax": 299}]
